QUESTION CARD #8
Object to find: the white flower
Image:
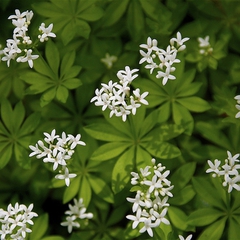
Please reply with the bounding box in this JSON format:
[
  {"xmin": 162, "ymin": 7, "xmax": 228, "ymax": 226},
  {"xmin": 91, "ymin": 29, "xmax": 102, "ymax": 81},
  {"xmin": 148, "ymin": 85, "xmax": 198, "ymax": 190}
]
[
  {"xmin": 101, "ymin": 53, "xmax": 117, "ymax": 69},
  {"xmin": 127, "ymin": 191, "xmax": 145, "ymax": 212},
  {"xmin": 133, "ymin": 88, "xmax": 149, "ymax": 105},
  {"xmin": 170, "ymin": 32, "xmax": 189, "ymax": 50},
  {"xmin": 61, "ymin": 198, "xmax": 93, "ymax": 233},
  {"xmin": 16, "ymin": 49, "xmax": 39, "ymax": 68},
  {"xmin": 198, "ymin": 36, "xmax": 210, "ymax": 47},
  {"xmin": 38, "ymin": 23, "xmax": 56, "ymax": 42},
  {"xmin": 139, "ymin": 218, "xmax": 156, "ymax": 237},
  {"xmin": 206, "ymin": 159, "xmax": 221, "ymax": 176},
  {"xmin": 179, "ymin": 234, "xmax": 193, "ymax": 240},
  {"xmin": 55, "ymin": 167, "xmax": 77, "ymax": 187},
  {"xmin": 117, "ymin": 66, "xmax": 139, "ymax": 84},
  {"xmin": 61, "ymin": 215, "xmax": 79, "ymax": 233},
  {"xmin": 156, "ymin": 65, "xmax": 176, "ymax": 85},
  {"xmin": 126, "ymin": 208, "xmax": 144, "ymax": 229},
  {"xmin": 68, "ymin": 133, "xmax": 86, "ymax": 149}
]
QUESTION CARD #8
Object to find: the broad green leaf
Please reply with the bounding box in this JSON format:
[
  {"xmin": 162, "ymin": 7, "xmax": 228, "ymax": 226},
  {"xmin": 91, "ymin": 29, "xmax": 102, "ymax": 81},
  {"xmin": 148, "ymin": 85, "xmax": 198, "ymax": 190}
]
[
  {"xmin": 91, "ymin": 142, "xmax": 130, "ymax": 161},
  {"xmin": 0, "ymin": 143, "xmax": 12, "ymax": 169},
  {"xmin": 84, "ymin": 123, "xmax": 130, "ymax": 141},
  {"xmin": 12, "ymin": 101, "xmax": 25, "ymax": 133},
  {"xmin": 78, "ymin": 176, "xmax": 92, "ymax": 207},
  {"xmin": 33, "ymin": 55, "xmax": 55, "ymax": 79},
  {"xmin": 168, "ymin": 206, "xmax": 189, "ymax": 231},
  {"xmin": 63, "ymin": 176, "xmax": 80, "ymax": 203},
  {"xmin": 1, "ymin": 99, "xmax": 13, "ymax": 132},
  {"xmin": 141, "ymin": 141, "xmax": 181, "ymax": 159},
  {"xmin": 60, "ymin": 51, "xmax": 76, "ymax": 79},
  {"xmin": 136, "ymin": 146, "xmax": 152, "ymax": 169},
  {"xmin": 14, "ymin": 143, "xmax": 30, "ymax": 169},
  {"xmin": 45, "ymin": 40, "xmax": 60, "ymax": 76},
  {"xmin": 192, "ymin": 177, "xmax": 225, "ymax": 209},
  {"xmin": 188, "ymin": 208, "xmax": 224, "ymax": 226},
  {"xmin": 158, "ymin": 102, "xmax": 171, "ymax": 123},
  {"xmin": 62, "ymin": 78, "xmax": 82, "ymax": 89},
  {"xmin": 19, "ymin": 112, "xmax": 41, "ymax": 137},
  {"xmin": 170, "ymin": 162, "xmax": 196, "ymax": 190},
  {"xmin": 88, "ymin": 175, "xmax": 114, "ymax": 203},
  {"xmin": 127, "ymin": 0, "xmax": 144, "ymax": 41},
  {"xmin": 130, "ymin": 106, "xmax": 146, "ymax": 138},
  {"xmin": 101, "ymin": 0, "xmax": 129, "ymax": 27},
  {"xmin": 169, "ymin": 185, "xmax": 195, "ymax": 206},
  {"xmin": 139, "ymin": 109, "xmax": 159, "ymax": 138},
  {"xmin": 56, "ymin": 86, "xmax": 69, "ymax": 103},
  {"xmin": 40, "ymin": 88, "xmax": 57, "ymax": 107},
  {"xmin": 33, "ymin": 2, "xmax": 62, "ymax": 17},
  {"xmin": 112, "ymin": 147, "xmax": 134, "ymax": 193},
  {"xmin": 228, "ymin": 217, "xmax": 240, "ymax": 240},
  {"xmin": 62, "ymin": 66, "xmax": 81, "ymax": 80},
  {"xmin": 177, "ymin": 82, "xmax": 202, "ymax": 98},
  {"xmin": 79, "ymin": 3, "xmax": 103, "ymax": 21},
  {"xmin": 195, "ymin": 122, "xmax": 232, "ymax": 150},
  {"xmin": 158, "ymin": 123, "xmax": 184, "ymax": 141},
  {"xmin": 198, "ymin": 217, "xmax": 227, "ymax": 240},
  {"xmin": 177, "ymin": 97, "xmax": 211, "ymax": 112},
  {"xmin": 75, "ymin": 19, "xmax": 91, "ymax": 39},
  {"xmin": 30, "ymin": 213, "xmax": 48, "ymax": 240}
]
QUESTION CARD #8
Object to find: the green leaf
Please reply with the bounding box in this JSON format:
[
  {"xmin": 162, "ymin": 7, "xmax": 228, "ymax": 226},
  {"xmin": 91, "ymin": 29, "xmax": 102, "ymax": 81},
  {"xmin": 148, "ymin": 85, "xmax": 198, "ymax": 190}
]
[
  {"xmin": 136, "ymin": 146, "xmax": 152, "ymax": 169},
  {"xmin": 168, "ymin": 206, "xmax": 189, "ymax": 231},
  {"xmin": 75, "ymin": 19, "xmax": 91, "ymax": 39},
  {"xmin": 45, "ymin": 40, "xmax": 60, "ymax": 76},
  {"xmin": 198, "ymin": 217, "xmax": 227, "ymax": 240},
  {"xmin": 177, "ymin": 97, "xmax": 211, "ymax": 112},
  {"xmin": 41, "ymin": 236, "xmax": 64, "ymax": 240},
  {"xmin": 91, "ymin": 142, "xmax": 130, "ymax": 161},
  {"xmin": 33, "ymin": 55, "xmax": 55, "ymax": 79},
  {"xmin": 62, "ymin": 78, "xmax": 82, "ymax": 89},
  {"xmin": 19, "ymin": 112, "xmax": 41, "ymax": 137},
  {"xmin": 1, "ymin": 99, "xmax": 13, "ymax": 132},
  {"xmin": 78, "ymin": 176, "xmax": 92, "ymax": 207},
  {"xmin": 79, "ymin": 3, "xmax": 103, "ymax": 21},
  {"xmin": 228, "ymin": 217, "xmax": 240, "ymax": 240},
  {"xmin": 192, "ymin": 177, "xmax": 225, "ymax": 209},
  {"xmin": 88, "ymin": 175, "xmax": 114, "ymax": 203},
  {"xmin": 171, "ymin": 162, "xmax": 196, "ymax": 190},
  {"xmin": 112, "ymin": 147, "xmax": 134, "ymax": 193},
  {"xmin": 14, "ymin": 143, "xmax": 30, "ymax": 169},
  {"xmin": 56, "ymin": 86, "xmax": 69, "ymax": 103},
  {"xmin": 63, "ymin": 176, "xmax": 80, "ymax": 203},
  {"xmin": 195, "ymin": 122, "xmax": 232, "ymax": 150},
  {"xmin": 12, "ymin": 101, "xmax": 25, "ymax": 133},
  {"xmin": 0, "ymin": 143, "xmax": 12, "ymax": 169},
  {"xmin": 169, "ymin": 185, "xmax": 196, "ymax": 205},
  {"xmin": 40, "ymin": 88, "xmax": 57, "ymax": 107},
  {"xmin": 84, "ymin": 123, "xmax": 130, "ymax": 141},
  {"xmin": 30, "ymin": 213, "xmax": 48, "ymax": 240},
  {"xmin": 127, "ymin": 0, "xmax": 144, "ymax": 41},
  {"xmin": 101, "ymin": 0, "xmax": 130, "ymax": 27},
  {"xmin": 60, "ymin": 51, "xmax": 76, "ymax": 78},
  {"xmin": 188, "ymin": 208, "xmax": 224, "ymax": 226}
]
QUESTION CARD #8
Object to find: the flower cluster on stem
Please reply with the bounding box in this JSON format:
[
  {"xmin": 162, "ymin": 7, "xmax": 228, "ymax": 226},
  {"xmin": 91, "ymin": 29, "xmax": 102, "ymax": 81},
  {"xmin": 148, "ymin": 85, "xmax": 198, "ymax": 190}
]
[
  {"xmin": 29, "ymin": 129, "xmax": 86, "ymax": 187},
  {"xmin": 197, "ymin": 36, "xmax": 213, "ymax": 56},
  {"xmin": 126, "ymin": 158, "xmax": 173, "ymax": 237},
  {"xmin": 0, "ymin": 203, "xmax": 38, "ymax": 240},
  {"xmin": 90, "ymin": 66, "xmax": 149, "ymax": 121},
  {"xmin": 206, "ymin": 151, "xmax": 240, "ymax": 193},
  {"xmin": 0, "ymin": 9, "xmax": 56, "ymax": 68},
  {"xmin": 61, "ymin": 198, "xmax": 93, "ymax": 233},
  {"xmin": 234, "ymin": 95, "xmax": 240, "ymax": 118},
  {"xmin": 139, "ymin": 32, "xmax": 189, "ymax": 85}
]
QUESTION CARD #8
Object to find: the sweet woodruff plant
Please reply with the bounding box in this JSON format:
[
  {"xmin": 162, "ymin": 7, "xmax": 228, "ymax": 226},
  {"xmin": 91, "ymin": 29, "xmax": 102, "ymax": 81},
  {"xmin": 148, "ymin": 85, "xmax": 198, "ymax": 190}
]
[{"xmin": 0, "ymin": 1, "xmax": 240, "ymax": 240}]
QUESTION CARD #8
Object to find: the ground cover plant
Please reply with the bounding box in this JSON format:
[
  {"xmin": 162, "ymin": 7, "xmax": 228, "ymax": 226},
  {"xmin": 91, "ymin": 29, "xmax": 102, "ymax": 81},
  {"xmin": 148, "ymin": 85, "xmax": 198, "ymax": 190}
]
[{"xmin": 0, "ymin": 0, "xmax": 240, "ymax": 239}]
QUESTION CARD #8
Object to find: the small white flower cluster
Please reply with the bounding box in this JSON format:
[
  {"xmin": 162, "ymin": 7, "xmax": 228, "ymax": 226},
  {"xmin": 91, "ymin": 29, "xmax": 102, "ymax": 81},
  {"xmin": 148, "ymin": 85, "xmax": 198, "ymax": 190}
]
[
  {"xmin": 29, "ymin": 129, "xmax": 86, "ymax": 187},
  {"xmin": 197, "ymin": 36, "xmax": 213, "ymax": 55},
  {"xmin": 126, "ymin": 158, "xmax": 173, "ymax": 237},
  {"xmin": 234, "ymin": 95, "xmax": 240, "ymax": 118},
  {"xmin": 100, "ymin": 53, "xmax": 118, "ymax": 69},
  {"xmin": 0, "ymin": 9, "xmax": 56, "ymax": 68},
  {"xmin": 0, "ymin": 202, "xmax": 38, "ymax": 240},
  {"xmin": 139, "ymin": 32, "xmax": 189, "ymax": 85},
  {"xmin": 90, "ymin": 66, "xmax": 149, "ymax": 122},
  {"xmin": 206, "ymin": 151, "xmax": 240, "ymax": 193},
  {"xmin": 61, "ymin": 198, "xmax": 93, "ymax": 233}
]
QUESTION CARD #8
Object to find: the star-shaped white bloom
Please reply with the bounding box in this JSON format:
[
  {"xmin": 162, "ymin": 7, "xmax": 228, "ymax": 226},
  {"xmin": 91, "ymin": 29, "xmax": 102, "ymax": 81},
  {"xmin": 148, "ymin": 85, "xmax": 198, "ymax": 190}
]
[
  {"xmin": 61, "ymin": 215, "xmax": 80, "ymax": 233},
  {"xmin": 198, "ymin": 36, "xmax": 210, "ymax": 47},
  {"xmin": 16, "ymin": 49, "xmax": 39, "ymax": 68},
  {"xmin": 38, "ymin": 23, "xmax": 56, "ymax": 42},
  {"xmin": 100, "ymin": 53, "xmax": 117, "ymax": 69},
  {"xmin": 179, "ymin": 234, "xmax": 193, "ymax": 240},
  {"xmin": 55, "ymin": 167, "xmax": 77, "ymax": 187}
]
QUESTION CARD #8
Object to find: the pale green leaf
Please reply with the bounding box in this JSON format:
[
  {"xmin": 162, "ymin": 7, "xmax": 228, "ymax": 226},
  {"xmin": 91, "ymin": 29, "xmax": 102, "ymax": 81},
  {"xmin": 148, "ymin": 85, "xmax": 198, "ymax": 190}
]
[
  {"xmin": 91, "ymin": 142, "xmax": 130, "ymax": 161},
  {"xmin": 30, "ymin": 213, "xmax": 48, "ymax": 240},
  {"xmin": 63, "ymin": 176, "xmax": 80, "ymax": 203},
  {"xmin": 88, "ymin": 175, "xmax": 114, "ymax": 203},
  {"xmin": 112, "ymin": 147, "xmax": 134, "ymax": 193},
  {"xmin": 78, "ymin": 176, "xmax": 92, "ymax": 207},
  {"xmin": 56, "ymin": 86, "xmax": 69, "ymax": 103},
  {"xmin": 62, "ymin": 78, "xmax": 82, "ymax": 89},
  {"xmin": 168, "ymin": 206, "xmax": 189, "ymax": 231}
]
